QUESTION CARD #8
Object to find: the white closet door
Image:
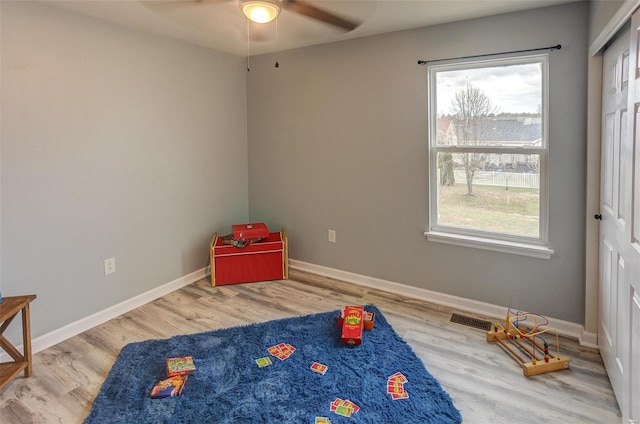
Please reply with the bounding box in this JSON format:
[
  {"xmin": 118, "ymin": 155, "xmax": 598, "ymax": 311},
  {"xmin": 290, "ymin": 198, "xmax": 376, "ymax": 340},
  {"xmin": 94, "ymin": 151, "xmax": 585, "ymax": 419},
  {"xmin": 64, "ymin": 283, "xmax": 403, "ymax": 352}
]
[{"xmin": 599, "ymin": 10, "xmax": 640, "ymax": 423}]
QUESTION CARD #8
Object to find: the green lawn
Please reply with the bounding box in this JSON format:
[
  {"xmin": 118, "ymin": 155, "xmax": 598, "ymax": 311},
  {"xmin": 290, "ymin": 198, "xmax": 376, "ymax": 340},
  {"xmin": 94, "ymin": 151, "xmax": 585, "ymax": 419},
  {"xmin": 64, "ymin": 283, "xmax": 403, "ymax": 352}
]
[{"xmin": 437, "ymin": 183, "xmax": 539, "ymax": 237}]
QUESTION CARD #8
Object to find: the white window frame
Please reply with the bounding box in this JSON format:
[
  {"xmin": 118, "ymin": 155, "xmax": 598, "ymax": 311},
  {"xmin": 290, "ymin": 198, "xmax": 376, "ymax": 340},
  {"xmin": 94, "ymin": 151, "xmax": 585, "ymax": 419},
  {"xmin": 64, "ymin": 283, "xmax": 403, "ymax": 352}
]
[{"xmin": 424, "ymin": 54, "xmax": 554, "ymax": 259}]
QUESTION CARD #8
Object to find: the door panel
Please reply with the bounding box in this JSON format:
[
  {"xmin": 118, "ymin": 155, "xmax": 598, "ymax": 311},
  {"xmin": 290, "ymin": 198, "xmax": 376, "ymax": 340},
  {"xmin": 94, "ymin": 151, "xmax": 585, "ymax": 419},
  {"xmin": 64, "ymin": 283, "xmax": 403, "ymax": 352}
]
[
  {"xmin": 628, "ymin": 12, "xmax": 640, "ymax": 423},
  {"xmin": 618, "ymin": 110, "xmax": 627, "ymax": 222},
  {"xmin": 630, "ymin": 291, "xmax": 640, "ymax": 421},
  {"xmin": 600, "ymin": 238, "xmax": 614, "ymax": 349},
  {"xmin": 614, "ymin": 256, "xmax": 626, "ymax": 376},
  {"xmin": 600, "ymin": 27, "xmax": 629, "ymax": 410},
  {"xmin": 600, "ymin": 11, "xmax": 640, "ymax": 422},
  {"xmin": 603, "ymin": 113, "xmax": 615, "ymax": 213}
]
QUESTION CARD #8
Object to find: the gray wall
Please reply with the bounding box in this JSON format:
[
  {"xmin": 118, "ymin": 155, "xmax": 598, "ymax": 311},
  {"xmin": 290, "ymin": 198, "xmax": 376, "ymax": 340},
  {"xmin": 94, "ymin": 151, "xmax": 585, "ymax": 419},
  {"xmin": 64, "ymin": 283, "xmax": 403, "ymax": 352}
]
[
  {"xmin": 590, "ymin": 0, "xmax": 625, "ymax": 45},
  {"xmin": 1, "ymin": 2, "xmax": 248, "ymax": 340},
  {"xmin": 248, "ymin": 2, "xmax": 589, "ymax": 324}
]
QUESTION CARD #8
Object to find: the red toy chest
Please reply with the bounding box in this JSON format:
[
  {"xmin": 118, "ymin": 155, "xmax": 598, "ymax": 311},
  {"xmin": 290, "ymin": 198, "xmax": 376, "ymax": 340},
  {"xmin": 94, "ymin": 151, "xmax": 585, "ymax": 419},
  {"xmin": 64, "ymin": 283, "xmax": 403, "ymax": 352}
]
[
  {"xmin": 210, "ymin": 228, "xmax": 288, "ymax": 286},
  {"xmin": 232, "ymin": 223, "xmax": 269, "ymax": 240}
]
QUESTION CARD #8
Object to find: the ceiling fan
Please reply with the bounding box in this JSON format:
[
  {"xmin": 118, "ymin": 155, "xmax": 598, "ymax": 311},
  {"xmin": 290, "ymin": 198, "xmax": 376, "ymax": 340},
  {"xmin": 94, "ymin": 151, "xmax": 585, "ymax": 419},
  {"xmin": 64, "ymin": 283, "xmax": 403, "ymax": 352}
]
[
  {"xmin": 240, "ymin": 0, "xmax": 359, "ymax": 31},
  {"xmin": 152, "ymin": 0, "xmax": 360, "ymax": 32}
]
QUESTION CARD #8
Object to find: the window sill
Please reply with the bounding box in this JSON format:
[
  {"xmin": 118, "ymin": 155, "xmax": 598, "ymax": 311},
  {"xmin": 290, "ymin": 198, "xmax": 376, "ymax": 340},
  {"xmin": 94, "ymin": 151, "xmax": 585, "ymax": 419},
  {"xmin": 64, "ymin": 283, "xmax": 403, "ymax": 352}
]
[{"xmin": 424, "ymin": 231, "xmax": 554, "ymax": 259}]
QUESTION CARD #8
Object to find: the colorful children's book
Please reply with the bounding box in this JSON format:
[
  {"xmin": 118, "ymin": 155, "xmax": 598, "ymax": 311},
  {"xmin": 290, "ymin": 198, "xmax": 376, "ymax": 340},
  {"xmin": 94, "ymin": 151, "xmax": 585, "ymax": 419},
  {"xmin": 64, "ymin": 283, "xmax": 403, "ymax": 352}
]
[
  {"xmin": 149, "ymin": 375, "xmax": 187, "ymax": 398},
  {"xmin": 166, "ymin": 356, "xmax": 196, "ymax": 376}
]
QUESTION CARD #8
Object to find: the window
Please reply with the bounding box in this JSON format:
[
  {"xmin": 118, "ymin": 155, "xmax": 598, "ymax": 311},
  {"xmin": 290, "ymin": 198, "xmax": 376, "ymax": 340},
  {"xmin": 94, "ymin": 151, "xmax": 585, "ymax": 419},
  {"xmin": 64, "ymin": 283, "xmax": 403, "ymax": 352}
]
[{"xmin": 425, "ymin": 55, "xmax": 553, "ymax": 258}]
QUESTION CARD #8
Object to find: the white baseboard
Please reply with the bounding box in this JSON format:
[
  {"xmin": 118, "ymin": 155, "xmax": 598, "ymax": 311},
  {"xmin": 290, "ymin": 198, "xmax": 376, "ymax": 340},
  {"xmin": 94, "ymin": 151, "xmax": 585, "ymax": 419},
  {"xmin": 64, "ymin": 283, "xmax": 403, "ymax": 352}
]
[
  {"xmin": 289, "ymin": 259, "xmax": 598, "ymax": 349},
  {"xmin": 3, "ymin": 260, "xmax": 597, "ymax": 363},
  {"xmin": 1, "ymin": 266, "xmax": 209, "ymax": 362}
]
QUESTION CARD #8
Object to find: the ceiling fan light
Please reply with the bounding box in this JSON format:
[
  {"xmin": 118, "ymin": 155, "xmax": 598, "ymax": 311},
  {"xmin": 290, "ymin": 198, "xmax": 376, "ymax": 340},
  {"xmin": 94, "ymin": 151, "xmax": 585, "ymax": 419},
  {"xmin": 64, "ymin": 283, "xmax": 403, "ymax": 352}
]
[{"xmin": 242, "ymin": 1, "xmax": 281, "ymax": 24}]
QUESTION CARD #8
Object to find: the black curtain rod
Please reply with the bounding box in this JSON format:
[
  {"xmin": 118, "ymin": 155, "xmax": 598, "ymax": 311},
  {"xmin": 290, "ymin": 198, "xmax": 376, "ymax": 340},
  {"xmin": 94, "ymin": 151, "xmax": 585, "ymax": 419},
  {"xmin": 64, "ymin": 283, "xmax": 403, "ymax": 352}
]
[{"xmin": 417, "ymin": 44, "xmax": 562, "ymax": 65}]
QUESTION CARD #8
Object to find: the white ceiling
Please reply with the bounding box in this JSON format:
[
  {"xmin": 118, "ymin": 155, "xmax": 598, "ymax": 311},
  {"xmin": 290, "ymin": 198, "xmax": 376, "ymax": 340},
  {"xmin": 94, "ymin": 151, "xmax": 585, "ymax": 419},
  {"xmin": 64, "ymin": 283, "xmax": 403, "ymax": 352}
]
[{"xmin": 45, "ymin": 0, "xmax": 581, "ymax": 56}]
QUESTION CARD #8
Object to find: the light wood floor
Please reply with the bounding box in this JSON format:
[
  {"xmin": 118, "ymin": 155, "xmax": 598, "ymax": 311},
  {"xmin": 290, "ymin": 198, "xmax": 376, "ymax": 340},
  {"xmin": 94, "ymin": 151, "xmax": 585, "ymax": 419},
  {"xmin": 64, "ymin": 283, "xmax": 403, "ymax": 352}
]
[{"xmin": 0, "ymin": 270, "xmax": 622, "ymax": 423}]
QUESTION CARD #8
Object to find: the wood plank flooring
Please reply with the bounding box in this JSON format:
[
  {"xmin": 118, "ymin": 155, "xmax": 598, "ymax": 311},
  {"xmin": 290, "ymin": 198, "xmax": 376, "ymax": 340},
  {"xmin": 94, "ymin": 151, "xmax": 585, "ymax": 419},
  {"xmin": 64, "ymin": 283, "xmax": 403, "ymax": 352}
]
[{"xmin": 0, "ymin": 270, "xmax": 622, "ymax": 423}]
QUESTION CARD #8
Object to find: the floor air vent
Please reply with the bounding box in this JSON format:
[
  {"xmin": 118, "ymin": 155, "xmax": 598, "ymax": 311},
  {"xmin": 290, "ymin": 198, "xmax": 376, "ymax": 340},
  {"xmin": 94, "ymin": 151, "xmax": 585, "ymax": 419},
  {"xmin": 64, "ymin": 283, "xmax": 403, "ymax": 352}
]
[{"xmin": 450, "ymin": 313, "xmax": 492, "ymax": 331}]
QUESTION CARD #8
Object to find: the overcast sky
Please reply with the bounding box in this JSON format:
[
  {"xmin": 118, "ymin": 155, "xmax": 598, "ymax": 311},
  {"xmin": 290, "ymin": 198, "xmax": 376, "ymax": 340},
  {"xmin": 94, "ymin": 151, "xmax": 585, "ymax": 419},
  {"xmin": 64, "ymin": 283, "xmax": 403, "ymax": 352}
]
[{"xmin": 435, "ymin": 61, "xmax": 543, "ymax": 115}]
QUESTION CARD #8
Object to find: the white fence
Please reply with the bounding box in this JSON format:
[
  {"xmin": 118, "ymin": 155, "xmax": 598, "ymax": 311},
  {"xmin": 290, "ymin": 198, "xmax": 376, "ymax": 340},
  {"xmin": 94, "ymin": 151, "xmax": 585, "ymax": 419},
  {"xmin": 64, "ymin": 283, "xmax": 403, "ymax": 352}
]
[{"xmin": 452, "ymin": 170, "xmax": 539, "ymax": 189}]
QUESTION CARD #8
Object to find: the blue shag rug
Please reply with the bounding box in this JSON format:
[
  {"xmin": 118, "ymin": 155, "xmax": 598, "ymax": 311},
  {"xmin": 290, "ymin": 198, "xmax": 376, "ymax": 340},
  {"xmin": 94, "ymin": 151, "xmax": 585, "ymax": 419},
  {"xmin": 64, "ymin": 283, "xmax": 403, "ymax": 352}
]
[{"xmin": 84, "ymin": 305, "xmax": 462, "ymax": 423}]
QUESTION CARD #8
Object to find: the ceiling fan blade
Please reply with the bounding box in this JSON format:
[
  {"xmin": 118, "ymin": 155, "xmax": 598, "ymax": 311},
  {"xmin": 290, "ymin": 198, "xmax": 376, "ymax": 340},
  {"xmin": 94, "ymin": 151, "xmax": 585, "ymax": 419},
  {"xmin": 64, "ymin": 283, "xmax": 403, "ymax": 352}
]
[{"xmin": 285, "ymin": 0, "xmax": 359, "ymax": 32}]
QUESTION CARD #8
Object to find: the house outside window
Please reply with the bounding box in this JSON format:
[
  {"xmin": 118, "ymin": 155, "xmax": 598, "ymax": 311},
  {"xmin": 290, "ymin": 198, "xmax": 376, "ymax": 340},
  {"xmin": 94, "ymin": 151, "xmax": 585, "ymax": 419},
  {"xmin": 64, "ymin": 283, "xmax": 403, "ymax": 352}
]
[{"xmin": 425, "ymin": 55, "xmax": 553, "ymax": 259}]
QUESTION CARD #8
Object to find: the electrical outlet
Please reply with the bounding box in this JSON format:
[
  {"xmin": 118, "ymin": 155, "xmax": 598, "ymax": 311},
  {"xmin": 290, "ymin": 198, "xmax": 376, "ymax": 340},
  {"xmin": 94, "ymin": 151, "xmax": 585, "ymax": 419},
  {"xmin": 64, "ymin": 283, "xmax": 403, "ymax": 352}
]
[
  {"xmin": 104, "ymin": 257, "xmax": 116, "ymax": 275},
  {"xmin": 328, "ymin": 230, "xmax": 336, "ymax": 243}
]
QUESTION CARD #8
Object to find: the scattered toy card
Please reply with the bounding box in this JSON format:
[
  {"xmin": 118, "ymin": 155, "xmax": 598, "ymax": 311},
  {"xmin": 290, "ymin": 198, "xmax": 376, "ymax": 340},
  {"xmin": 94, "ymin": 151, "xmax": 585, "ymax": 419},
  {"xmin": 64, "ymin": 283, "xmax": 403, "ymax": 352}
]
[
  {"xmin": 392, "ymin": 390, "xmax": 410, "ymax": 400},
  {"xmin": 255, "ymin": 357, "xmax": 272, "ymax": 367},
  {"xmin": 387, "ymin": 372, "xmax": 409, "ymax": 400},
  {"xmin": 331, "ymin": 398, "xmax": 359, "ymax": 417},
  {"xmin": 387, "ymin": 382, "xmax": 404, "ymax": 394},
  {"xmin": 267, "ymin": 346, "xmax": 280, "ymax": 356},
  {"xmin": 267, "ymin": 343, "xmax": 296, "ymax": 361},
  {"xmin": 388, "ymin": 372, "xmax": 407, "ymax": 383},
  {"xmin": 342, "ymin": 399, "xmax": 360, "ymax": 413},
  {"xmin": 310, "ymin": 362, "xmax": 328, "ymax": 375},
  {"xmin": 335, "ymin": 405, "xmax": 352, "ymax": 417}
]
